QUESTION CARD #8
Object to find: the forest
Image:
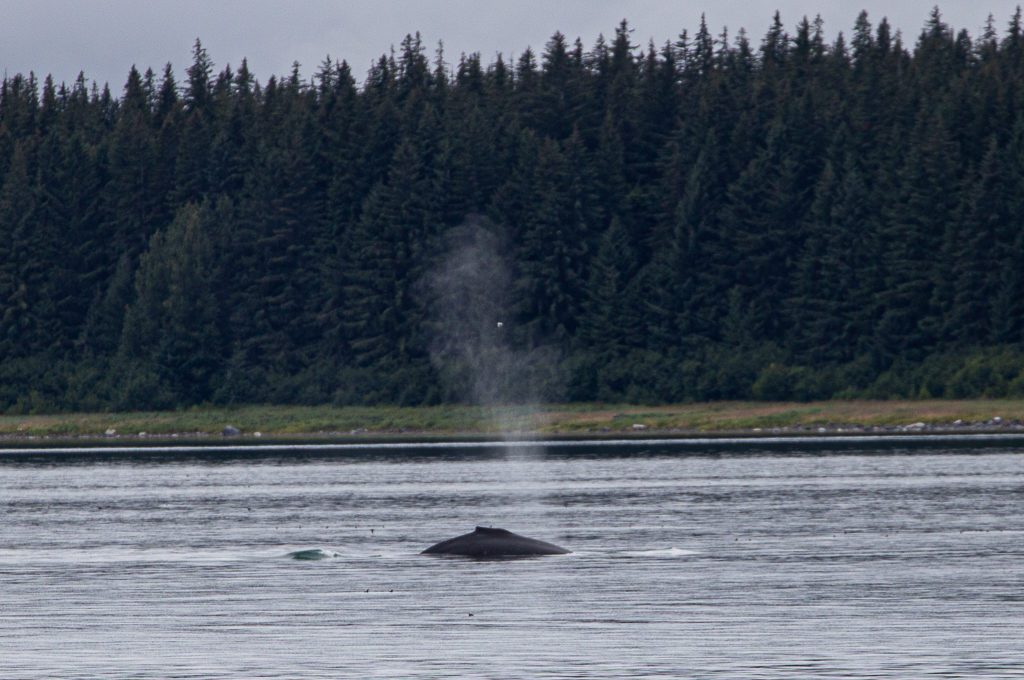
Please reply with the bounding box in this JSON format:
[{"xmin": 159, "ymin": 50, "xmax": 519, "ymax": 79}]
[{"xmin": 2, "ymin": 8, "xmax": 1024, "ymax": 411}]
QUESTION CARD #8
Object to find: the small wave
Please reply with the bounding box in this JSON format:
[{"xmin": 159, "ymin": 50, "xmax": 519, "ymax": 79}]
[
  {"xmin": 620, "ymin": 547, "xmax": 700, "ymax": 558},
  {"xmin": 286, "ymin": 548, "xmax": 340, "ymax": 561},
  {"xmin": 0, "ymin": 547, "xmax": 259, "ymax": 565}
]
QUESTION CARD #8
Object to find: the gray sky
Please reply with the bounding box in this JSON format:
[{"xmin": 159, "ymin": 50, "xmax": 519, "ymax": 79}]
[{"xmin": 2, "ymin": 1, "xmax": 1021, "ymax": 91}]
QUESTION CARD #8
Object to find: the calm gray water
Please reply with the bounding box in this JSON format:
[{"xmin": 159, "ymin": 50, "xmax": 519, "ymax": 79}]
[{"xmin": 2, "ymin": 440, "xmax": 1023, "ymax": 678}]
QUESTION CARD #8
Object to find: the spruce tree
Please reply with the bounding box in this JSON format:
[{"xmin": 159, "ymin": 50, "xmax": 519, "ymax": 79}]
[{"xmin": 119, "ymin": 202, "xmax": 223, "ymax": 405}]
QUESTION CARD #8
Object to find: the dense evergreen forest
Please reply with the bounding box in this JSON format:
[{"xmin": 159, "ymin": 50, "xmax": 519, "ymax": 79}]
[{"xmin": 2, "ymin": 8, "xmax": 1024, "ymax": 411}]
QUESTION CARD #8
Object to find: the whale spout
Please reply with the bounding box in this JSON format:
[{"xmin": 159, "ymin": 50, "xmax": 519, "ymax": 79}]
[{"xmin": 421, "ymin": 526, "xmax": 571, "ymax": 557}]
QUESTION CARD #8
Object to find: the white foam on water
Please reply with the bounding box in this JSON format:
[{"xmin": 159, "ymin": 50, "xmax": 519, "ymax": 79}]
[{"xmin": 285, "ymin": 548, "xmax": 341, "ymax": 560}]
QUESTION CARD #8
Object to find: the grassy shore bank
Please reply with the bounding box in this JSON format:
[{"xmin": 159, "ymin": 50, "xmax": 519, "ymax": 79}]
[{"xmin": 2, "ymin": 400, "xmax": 1024, "ymax": 440}]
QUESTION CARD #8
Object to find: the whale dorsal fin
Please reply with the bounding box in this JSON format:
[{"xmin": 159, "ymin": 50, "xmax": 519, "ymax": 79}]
[{"xmin": 475, "ymin": 526, "xmax": 512, "ymax": 535}]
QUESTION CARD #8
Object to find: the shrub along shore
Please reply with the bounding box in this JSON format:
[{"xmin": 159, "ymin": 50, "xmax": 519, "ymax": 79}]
[{"xmin": 2, "ymin": 401, "xmax": 1024, "ymax": 442}]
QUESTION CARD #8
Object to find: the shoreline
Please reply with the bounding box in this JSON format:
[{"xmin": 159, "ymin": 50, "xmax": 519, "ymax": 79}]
[
  {"xmin": 4, "ymin": 430, "xmax": 1024, "ymax": 455},
  {"xmin": 2, "ymin": 400, "xmax": 1024, "ymax": 448}
]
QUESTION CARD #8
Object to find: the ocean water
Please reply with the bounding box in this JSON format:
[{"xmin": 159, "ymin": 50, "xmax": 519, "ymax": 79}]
[{"xmin": 1, "ymin": 439, "xmax": 1022, "ymax": 678}]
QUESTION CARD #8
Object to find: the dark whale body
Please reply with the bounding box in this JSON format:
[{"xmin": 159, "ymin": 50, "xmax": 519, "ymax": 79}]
[{"xmin": 421, "ymin": 527, "xmax": 571, "ymax": 557}]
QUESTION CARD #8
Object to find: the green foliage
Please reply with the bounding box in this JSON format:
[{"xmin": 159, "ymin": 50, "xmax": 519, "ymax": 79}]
[
  {"xmin": 117, "ymin": 202, "xmax": 224, "ymax": 406},
  {"xmin": 2, "ymin": 10, "xmax": 1024, "ymax": 410}
]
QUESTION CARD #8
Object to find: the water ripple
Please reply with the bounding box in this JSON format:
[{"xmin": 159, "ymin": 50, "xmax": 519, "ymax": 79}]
[{"xmin": 1, "ymin": 446, "xmax": 1023, "ymax": 677}]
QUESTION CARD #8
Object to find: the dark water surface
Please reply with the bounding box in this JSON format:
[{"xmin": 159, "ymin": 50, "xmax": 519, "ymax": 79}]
[{"xmin": 2, "ymin": 440, "xmax": 1023, "ymax": 678}]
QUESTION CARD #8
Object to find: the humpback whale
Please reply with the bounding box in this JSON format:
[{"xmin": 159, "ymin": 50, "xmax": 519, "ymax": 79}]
[{"xmin": 421, "ymin": 526, "xmax": 571, "ymax": 557}]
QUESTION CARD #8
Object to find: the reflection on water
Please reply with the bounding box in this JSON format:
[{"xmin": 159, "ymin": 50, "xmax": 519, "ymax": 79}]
[{"xmin": 1, "ymin": 442, "xmax": 1023, "ymax": 678}]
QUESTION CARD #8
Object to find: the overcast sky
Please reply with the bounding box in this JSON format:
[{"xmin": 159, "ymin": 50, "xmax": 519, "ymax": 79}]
[{"xmin": 2, "ymin": 1, "xmax": 1022, "ymax": 91}]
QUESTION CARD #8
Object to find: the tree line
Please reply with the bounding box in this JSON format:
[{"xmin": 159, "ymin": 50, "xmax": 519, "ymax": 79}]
[{"xmin": 2, "ymin": 8, "xmax": 1024, "ymax": 411}]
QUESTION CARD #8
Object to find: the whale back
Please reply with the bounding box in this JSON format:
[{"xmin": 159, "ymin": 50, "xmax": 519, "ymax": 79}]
[{"xmin": 421, "ymin": 526, "xmax": 571, "ymax": 557}]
